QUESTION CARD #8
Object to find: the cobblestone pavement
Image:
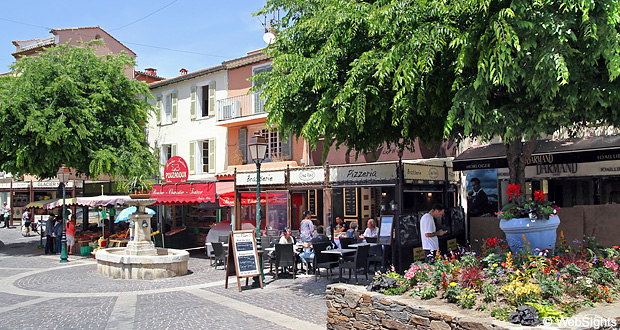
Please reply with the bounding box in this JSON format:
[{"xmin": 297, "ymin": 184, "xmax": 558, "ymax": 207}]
[{"xmin": 0, "ymin": 227, "xmax": 340, "ymax": 330}]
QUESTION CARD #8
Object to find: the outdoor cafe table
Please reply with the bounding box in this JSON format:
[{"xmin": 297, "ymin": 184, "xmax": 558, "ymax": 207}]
[
  {"xmin": 349, "ymin": 242, "xmax": 377, "ymax": 248},
  {"xmin": 321, "ymin": 248, "xmax": 357, "ymax": 282}
]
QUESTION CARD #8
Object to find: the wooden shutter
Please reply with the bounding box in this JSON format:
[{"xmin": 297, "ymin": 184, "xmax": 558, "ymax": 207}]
[
  {"xmin": 208, "ymin": 82, "xmax": 216, "ymax": 117},
  {"xmin": 171, "ymin": 144, "xmax": 178, "ymax": 157},
  {"xmin": 208, "ymin": 138, "xmax": 216, "ymax": 173},
  {"xmin": 238, "ymin": 128, "xmax": 247, "ymax": 164},
  {"xmin": 190, "ymin": 86, "xmax": 197, "ymax": 120},
  {"xmin": 156, "ymin": 95, "xmax": 162, "ymax": 125},
  {"xmin": 171, "ymin": 91, "xmax": 178, "ymax": 123},
  {"xmin": 281, "ymin": 132, "xmax": 293, "ymax": 160},
  {"xmin": 189, "ymin": 141, "xmax": 196, "ymax": 175}
]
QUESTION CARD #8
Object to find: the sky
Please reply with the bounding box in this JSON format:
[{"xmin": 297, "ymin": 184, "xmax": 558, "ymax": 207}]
[{"xmin": 0, "ymin": 0, "xmax": 271, "ymax": 79}]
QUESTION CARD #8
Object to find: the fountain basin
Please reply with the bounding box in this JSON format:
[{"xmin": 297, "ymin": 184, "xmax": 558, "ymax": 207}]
[{"xmin": 96, "ymin": 248, "xmax": 189, "ymax": 280}]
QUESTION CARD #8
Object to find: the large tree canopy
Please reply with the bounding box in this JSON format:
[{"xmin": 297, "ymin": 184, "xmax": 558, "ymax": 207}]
[
  {"xmin": 258, "ymin": 0, "xmax": 620, "ymax": 187},
  {"xmin": 0, "ymin": 41, "xmax": 157, "ymax": 179}
]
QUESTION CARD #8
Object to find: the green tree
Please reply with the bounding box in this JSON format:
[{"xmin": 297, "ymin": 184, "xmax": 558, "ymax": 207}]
[
  {"xmin": 257, "ymin": 0, "xmax": 620, "ymax": 189},
  {"xmin": 0, "ymin": 41, "xmax": 157, "ymax": 179}
]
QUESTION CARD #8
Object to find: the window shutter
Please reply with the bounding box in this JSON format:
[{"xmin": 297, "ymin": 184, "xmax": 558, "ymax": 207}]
[
  {"xmin": 171, "ymin": 91, "xmax": 178, "ymax": 123},
  {"xmin": 156, "ymin": 95, "xmax": 162, "ymax": 125},
  {"xmin": 208, "ymin": 138, "xmax": 216, "ymax": 173},
  {"xmin": 189, "ymin": 141, "xmax": 196, "ymax": 175},
  {"xmin": 281, "ymin": 132, "xmax": 293, "ymax": 160},
  {"xmin": 208, "ymin": 82, "xmax": 216, "ymax": 117},
  {"xmin": 190, "ymin": 86, "xmax": 197, "ymax": 120},
  {"xmin": 238, "ymin": 128, "xmax": 247, "ymax": 164},
  {"xmin": 171, "ymin": 144, "xmax": 178, "ymax": 157}
]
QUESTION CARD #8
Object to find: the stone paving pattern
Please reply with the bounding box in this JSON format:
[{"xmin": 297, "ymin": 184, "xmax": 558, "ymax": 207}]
[{"xmin": 0, "ymin": 227, "xmax": 332, "ymax": 329}]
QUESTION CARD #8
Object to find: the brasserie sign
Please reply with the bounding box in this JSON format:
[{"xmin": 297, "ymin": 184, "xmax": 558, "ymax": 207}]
[{"xmin": 236, "ymin": 171, "xmax": 286, "ymax": 186}]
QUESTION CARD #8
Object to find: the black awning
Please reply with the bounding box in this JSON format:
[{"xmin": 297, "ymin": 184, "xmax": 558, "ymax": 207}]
[{"xmin": 453, "ymin": 135, "xmax": 620, "ymax": 171}]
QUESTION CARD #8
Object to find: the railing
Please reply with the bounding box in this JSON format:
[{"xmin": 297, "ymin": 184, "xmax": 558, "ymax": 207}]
[{"xmin": 216, "ymin": 92, "xmax": 266, "ymax": 122}]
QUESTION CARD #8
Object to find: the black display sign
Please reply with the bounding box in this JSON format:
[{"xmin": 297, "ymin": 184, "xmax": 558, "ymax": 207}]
[
  {"xmin": 399, "ymin": 214, "xmax": 421, "ymax": 246},
  {"xmin": 344, "ymin": 187, "xmax": 357, "ymax": 217},
  {"xmin": 225, "ymin": 230, "xmax": 263, "ymax": 292},
  {"xmin": 308, "ymin": 190, "xmax": 316, "ymax": 216}
]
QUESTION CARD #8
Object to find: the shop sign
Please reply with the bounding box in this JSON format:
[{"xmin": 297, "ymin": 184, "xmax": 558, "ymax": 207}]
[
  {"xmin": 329, "ymin": 163, "xmax": 397, "ymax": 183},
  {"xmin": 163, "ymin": 156, "xmax": 189, "ymax": 184},
  {"xmin": 404, "ymin": 164, "xmax": 456, "ymax": 183},
  {"xmin": 497, "ymin": 160, "xmax": 620, "ymax": 179},
  {"xmin": 236, "ymin": 171, "xmax": 286, "ymax": 186},
  {"xmin": 290, "ymin": 168, "xmax": 324, "ymax": 184}
]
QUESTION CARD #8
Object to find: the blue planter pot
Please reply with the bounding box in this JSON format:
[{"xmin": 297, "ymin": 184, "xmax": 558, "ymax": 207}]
[{"xmin": 499, "ymin": 216, "xmax": 560, "ymax": 253}]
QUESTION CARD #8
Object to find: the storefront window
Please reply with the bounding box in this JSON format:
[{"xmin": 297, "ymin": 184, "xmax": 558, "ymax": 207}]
[{"xmin": 266, "ymin": 191, "xmax": 288, "ymax": 231}]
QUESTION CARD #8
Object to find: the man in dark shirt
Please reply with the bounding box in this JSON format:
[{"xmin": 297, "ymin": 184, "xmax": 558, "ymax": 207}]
[
  {"xmin": 467, "ymin": 177, "xmax": 488, "ymax": 217},
  {"xmin": 299, "ymin": 225, "xmax": 332, "ymax": 264}
]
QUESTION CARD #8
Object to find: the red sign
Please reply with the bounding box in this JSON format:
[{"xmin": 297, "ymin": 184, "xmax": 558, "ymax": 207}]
[
  {"xmin": 151, "ymin": 182, "xmax": 216, "ymax": 205},
  {"xmin": 163, "ymin": 156, "xmax": 189, "ymax": 183}
]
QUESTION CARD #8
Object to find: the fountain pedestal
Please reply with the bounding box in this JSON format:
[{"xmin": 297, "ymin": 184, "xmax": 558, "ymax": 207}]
[{"xmin": 96, "ymin": 198, "xmax": 189, "ymax": 280}]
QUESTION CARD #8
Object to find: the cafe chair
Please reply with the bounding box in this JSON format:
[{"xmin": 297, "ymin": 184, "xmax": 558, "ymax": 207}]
[
  {"xmin": 211, "ymin": 242, "xmax": 227, "ymax": 270},
  {"xmin": 274, "ymin": 243, "xmax": 296, "ymax": 279},
  {"xmin": 312, "ymin": 242, "xmax": 339, "ymax": 282},
  {"xmin": 218, "ymin": 235, "xmax": 229, "ymax": 244},
  {"xmin": 339, "ymin": 237, "xmax": 354, "ymax": 249},
  {"xmin": 367, "ymin": 244, "xmax": 383, "ymax": 272},
  {"xmin": 365, "ymin": 237, "xmax": 378, "ymax": 243},
  {"xmin": 339, "ymin": 244, "xmax": 370, "ymax": 284}
]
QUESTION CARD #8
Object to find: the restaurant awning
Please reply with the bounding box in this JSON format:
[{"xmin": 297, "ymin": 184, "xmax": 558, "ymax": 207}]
[
  {"xmin": 218, "ymin": 191, "xmax": 294, "ymax": 207},
  {"xmin": 43, "ymin": 195, "xmax": 131, "ymax": 210},
  {"xmin": 453, "ymin": 135, "xmax": 620, "ymax": 171},
  {"xmin": 151, "ymin": 182, "xmax": 216, "ymax": 205},
  {"xmin": 23, "ymin": 198, "xmax": 60, "ymax": 210}
]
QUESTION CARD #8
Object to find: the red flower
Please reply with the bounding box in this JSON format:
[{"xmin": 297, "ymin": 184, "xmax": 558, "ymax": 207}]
[
  {"xmin": 506, "ymin": 184, "xmax": 522, "ymax": 201},
  {"xmin": 533, "ymin": 190, "xmax": 546, "ymax": 203},
  {"xmin": 444, "ymin": 260, "xmax": 449, "ymax": 264}
]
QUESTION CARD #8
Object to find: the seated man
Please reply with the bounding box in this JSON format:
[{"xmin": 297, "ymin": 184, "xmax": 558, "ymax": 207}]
[{"xmin": 298, "ymin": 225, "xmax": 332, "ymax": 265}]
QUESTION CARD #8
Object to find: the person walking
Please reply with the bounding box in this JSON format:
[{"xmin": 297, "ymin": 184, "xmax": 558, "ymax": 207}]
[
  {"xmin": 3, "ymin": 202, "xmax": 11, "ymax": 228},
  {"xmin": 420, "ymin": 204, "xmax": 447, "ymax": 263},
  {"xmin": 44, "ymin": 214, "xmax": 56, "ymax": 254},
  {"xmin": 299, "ymin": 211, "xmax": 314, "ymax": 242},
  {"xmin": 66, "ymin": 217, "xmax": 76, "ymax": 255},
  {"xmin": 52, "ymin": 217, "xmax": 63, "ymax": 254},
  {"xmin": 22, "ymin": 210, "xmax": 31, "ymax": 237}
]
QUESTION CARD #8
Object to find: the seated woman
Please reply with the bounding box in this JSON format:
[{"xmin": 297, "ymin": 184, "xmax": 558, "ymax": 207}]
[{"xmin": 345, "ymin": 222, "xmax": 361, "ymax": 242}]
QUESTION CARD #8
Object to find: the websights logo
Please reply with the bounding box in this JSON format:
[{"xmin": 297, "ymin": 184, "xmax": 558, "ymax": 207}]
[{"xmin": 542, "ymin": 316, "xmax": 617, "ymax": 329}]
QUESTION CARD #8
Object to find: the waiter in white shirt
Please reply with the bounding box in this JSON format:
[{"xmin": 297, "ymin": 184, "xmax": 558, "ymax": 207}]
[{"xmin": 420, "ymin": 204, "xmax": 447, "ymax": 262}]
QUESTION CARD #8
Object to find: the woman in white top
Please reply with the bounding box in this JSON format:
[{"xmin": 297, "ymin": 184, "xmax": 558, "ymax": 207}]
[{"xmin": 363, "ymin": 219, "xmax": 379, "ymax": 238}]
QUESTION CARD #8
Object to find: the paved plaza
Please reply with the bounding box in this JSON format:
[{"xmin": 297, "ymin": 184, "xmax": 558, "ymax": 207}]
[{"xmin": 0, "ymin": 227, "xmax": 336, "ymax": 330}]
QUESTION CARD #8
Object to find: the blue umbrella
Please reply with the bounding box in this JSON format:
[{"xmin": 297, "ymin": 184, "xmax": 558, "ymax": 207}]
[{"xmin": 115, "ymin": 206, "xmax": 156, "ymax": 223}]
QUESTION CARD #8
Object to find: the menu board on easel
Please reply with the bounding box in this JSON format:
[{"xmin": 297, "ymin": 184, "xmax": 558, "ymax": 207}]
[
  {"xmin": 343, "ymin": 187, "xmax": 357, "ymax": 217},
  {"xmin": 378, "ymin": 215, "xmax": 394, "ymax": 245},
  {"xmin": 225, "ymin": 230, "xmax": 263, "ymax": 292},
  {"xmin": 308, "ymin": 190, "xmax": 317, "ymax": 216}
]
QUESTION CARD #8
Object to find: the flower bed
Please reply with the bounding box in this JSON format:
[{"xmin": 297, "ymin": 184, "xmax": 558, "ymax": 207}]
[{"xmin": 366, "ymin": 234, "xmax": 620, "ymax": 326}]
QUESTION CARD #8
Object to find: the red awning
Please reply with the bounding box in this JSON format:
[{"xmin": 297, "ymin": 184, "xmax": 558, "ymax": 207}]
[
  {"xmin": 218, "ymin": 192, "xmax": 289, "ymax": 207},
  {"xmin": 151, "ymin": 182, "xmax": 216, "ymax": 205}
]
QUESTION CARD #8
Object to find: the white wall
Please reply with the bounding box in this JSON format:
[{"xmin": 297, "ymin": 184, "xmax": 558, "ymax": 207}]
[{"xmin": 148, "ymin": 70, "xmax": 228, "ymax": 182}]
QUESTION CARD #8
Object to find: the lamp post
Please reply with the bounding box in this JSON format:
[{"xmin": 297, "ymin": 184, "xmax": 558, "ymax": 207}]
[
  {"xmin": 247, "ymin": 132, "xmax": 268, "ymax": 246},
  {"xmin": 57, "ymin": 164, "xmax": 70, "ymax": 263}
]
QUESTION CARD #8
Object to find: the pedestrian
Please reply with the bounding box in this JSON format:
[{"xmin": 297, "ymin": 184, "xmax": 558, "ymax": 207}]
[
  {"xmin": 66, "ymin": 216, "xmax": 76, "ymax": 255},
  {"xmin": 299, "ymin": 211, "xmax": 314, "ymax": 242},
  {"xmin": 45, "ymin": 214, "xmax": 55, "ymax": 254},
  {"xmin": 22, "ymin": 210, "xmax": 31, "ymax": 237},
  {"xmin": 420, "ymin": 204, "xmax": 447, "ymax": 263},
  {"xmin": 0, "ymin": 204, "xmax": 4, "ymax": 229},
  {"xmin": 52, "ymin": 217, "xmax": 63, "ymax": 254},
  {"xmin": 2, "ymin": 202, "xmax": 11, "ymax": 228}
]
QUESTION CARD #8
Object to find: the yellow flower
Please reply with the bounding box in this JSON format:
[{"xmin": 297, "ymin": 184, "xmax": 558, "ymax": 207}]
[
  {"xmin": 456, "ymin": 296, "xmax": 460, "ymax": 299},
  {"xmin": 493, "ymin": 263, "xmax": 498, "ymax": 267},
  {"xmin": 468, "ymin": 294, "xmax": 474, "ymax": 299},
  {"xmin": 450, "ymin": 282, "xmax": 457, "ymax": 287}
]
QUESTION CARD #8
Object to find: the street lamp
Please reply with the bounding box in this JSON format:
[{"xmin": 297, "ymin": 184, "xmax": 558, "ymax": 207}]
[
  {"xmin": 57, "ymin": 164, "xmax": 70, "ymax": 263},
  {"xmin": 247, "ymin": 131, "xmax": 268, "ymax": 247}
]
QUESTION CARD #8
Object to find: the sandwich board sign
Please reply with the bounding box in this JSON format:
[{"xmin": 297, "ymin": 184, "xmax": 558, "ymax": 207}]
[{"xmin": 225, "ymin": 230, "xmax": 263, "ymax": 292}]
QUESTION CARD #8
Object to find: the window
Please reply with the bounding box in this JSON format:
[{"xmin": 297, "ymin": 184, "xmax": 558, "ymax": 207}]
[
  {"xmin": 164, "ymin": 94, "xmax": 172, "ymax": 123},
  {"xmin": 201, "ymin": 85, "xmax": 210, "ymax": 117},
  {"xmin": 252, "ymin": 63, "xmax": 272, "ymax": 114},
  {"xmin": 161, "ymin": 144, "xmax": 176, "ymax": 165},
  {"xmin": 202, "ymin": 141, "xmax": 210, "ymax": 172},
  {"xmin": 257, "ymin": 129, "xmax": 291, "ymax": 162},
  {"xmin": 189, "ymin": 139, "xmax": 215, "ymax": 174}
]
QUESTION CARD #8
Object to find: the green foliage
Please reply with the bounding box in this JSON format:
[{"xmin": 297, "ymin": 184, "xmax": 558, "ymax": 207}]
[
  {"xmin": 561, "ymin": 263, "xmax": 583, "ymax": 278},
  {"xmin": 481, "ymin": 282, "xmax": 498, "ymax": 303},
  {"xmin": 526, "ymin": 303, "xmax": 565, "ymax": 323},
  {"xmin": 491, "ymin": 307, "xmax": 511, "ymax": 321},
  {"xmin": 538, "ymin": 277, "xmax": 563, "ymax": 300},
  {"xmin": 0, "ymin": 40, "xmax": 157, "ymax": 179},
  {"xmin": 418, "ymin": 286, "xmax": 437, "ymax": 300},
  {"xmin": 443, "ymin": 282, "xmax": 462, "ymax": 303},
  {"xmin": 456, "ymin": 288, "xmax": 477, "ymax": 309},
  {"xmin": 120, "ymin": 175, "xmax": 153, "ymax": 194}
]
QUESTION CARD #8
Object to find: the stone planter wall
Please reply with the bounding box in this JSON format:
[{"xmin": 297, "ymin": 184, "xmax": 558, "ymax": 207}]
[
  {"xmin": 326, "ymin": 284, "xmax": 513, "ymax": 330},
  {"xmin": 326, "ymin": 284, "xmax": 620, "ymax": 330}
]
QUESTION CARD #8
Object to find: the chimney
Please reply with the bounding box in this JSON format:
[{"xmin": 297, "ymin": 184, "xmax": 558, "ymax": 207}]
[
  {"xmin": 144, "ymin": 68, "xmax": 157, "ymax": 76},
  {"xmin": 180, "ymin": 68, "xmax": 188, "ymax": 75}
]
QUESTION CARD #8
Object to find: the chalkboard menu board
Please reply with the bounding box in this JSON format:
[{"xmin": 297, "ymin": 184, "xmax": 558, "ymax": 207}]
[
  {"xmin": 378, "ymin": 215, "xmax": 394, "ymax": 245},
  {"xmin": 225, "ymin": 230, "xmax": 263, "ymax": 292},
  {"xmin": 343, "ymin": 187, "xmax": 357, "ymax": 217},
  {"xmin": 308, "ymin": 190, "xmax": 317, "ymax": 216}
]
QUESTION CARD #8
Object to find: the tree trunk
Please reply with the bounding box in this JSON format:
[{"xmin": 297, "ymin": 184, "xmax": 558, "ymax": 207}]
[{"xmin": 504, "ymin": 136, "xmax": 537, "ymax": 195}]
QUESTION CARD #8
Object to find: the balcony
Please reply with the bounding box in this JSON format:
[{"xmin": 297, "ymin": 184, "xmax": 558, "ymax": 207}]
[{"xmin": 216, "ymin": 92, "xmax": 266, "ymax": 125}]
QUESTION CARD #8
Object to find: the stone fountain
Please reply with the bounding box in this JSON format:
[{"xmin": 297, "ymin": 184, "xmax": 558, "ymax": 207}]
[{"xmin": 96, "ymin": 198, "xmax": 189, "ymax": 280}]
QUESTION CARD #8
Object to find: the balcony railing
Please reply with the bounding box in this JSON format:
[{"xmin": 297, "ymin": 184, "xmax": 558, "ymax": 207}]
[{"xmin": 216, "ymin": 92, "xmax": 266, "ymax": 122}]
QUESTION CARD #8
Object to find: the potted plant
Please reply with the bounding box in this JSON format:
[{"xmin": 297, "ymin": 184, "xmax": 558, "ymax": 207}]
[
  {"xmin": 121, "ymin": 175, "xmax": 153, "ymax": 199},
  {"xmin": 497, "ymin": 184, "xmax": 560, "ymax": 253}
]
